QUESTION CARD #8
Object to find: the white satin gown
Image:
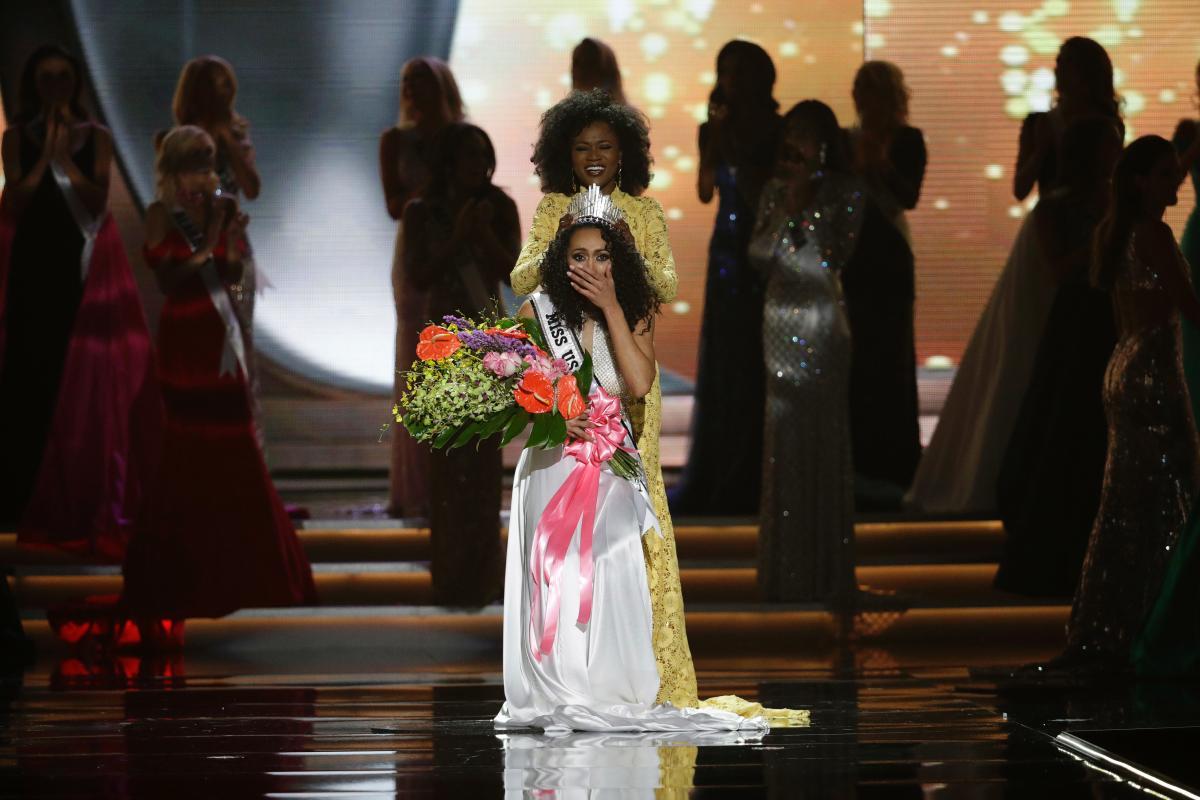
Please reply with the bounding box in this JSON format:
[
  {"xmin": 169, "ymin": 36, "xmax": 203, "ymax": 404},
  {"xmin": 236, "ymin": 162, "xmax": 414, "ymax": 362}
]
[
  {"xmin": 905, "ymin": 210, "xmax": 1056, "ymax": 513},
  {"xmin": 495, "ymin": 313, "xmax": 768, "ymax": 735}
]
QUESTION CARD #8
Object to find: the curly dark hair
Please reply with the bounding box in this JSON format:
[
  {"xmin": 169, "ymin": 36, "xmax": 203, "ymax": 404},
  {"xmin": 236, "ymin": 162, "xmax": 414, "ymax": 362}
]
[
  {"xmin": 531, "ymin": 89, "xmax": 653, "ymax": 196},
  {"xmin": 540, "ymin": 221, "xmax": 660, "ymax": 331}
]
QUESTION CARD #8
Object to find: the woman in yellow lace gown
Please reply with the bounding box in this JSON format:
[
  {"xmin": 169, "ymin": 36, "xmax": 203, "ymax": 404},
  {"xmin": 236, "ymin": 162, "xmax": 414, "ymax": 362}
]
[{"xmin": 510, "ymin": 91, "xmax": 804, "ymax": 725}]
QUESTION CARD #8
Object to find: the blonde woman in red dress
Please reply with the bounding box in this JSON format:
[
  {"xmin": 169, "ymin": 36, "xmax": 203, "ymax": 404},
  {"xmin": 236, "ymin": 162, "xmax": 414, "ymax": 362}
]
[{"xmin": 122, "ymin": 126, "xmax": 315, "ymax": 642}]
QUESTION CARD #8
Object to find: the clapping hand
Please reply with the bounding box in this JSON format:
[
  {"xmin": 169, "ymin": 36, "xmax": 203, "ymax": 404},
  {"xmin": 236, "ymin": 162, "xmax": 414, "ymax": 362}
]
[
  {"xmin": 473, "ymin": 198, "xmax": 495, "ymax": 225},
  {"xmin": 225, "ymin": 208, "xmax": 250, "ymax": 248},
  {"xmin": 452, "ymin": 198, "xmax": 477, "ymax": 241},
  {"xmin": 43, "ymin": 112, "xmax": 71, "ymax": 163}
]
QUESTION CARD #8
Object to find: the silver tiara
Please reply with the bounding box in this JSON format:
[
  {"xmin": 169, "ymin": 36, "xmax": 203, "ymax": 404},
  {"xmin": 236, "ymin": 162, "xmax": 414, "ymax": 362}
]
[{"xmin": 566, "ymin": 184, "xmax": 623, "ymax": 228}]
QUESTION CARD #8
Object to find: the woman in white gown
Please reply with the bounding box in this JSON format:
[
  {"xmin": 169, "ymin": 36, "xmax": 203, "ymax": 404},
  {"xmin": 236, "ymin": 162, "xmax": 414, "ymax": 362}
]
[
  {"xmin": 906, "ymin": 37, "xmax": 1123, "ymax": 512},
  {"xmin": 495, "ymin": 188, "xmax": 770, "ymax": 735}
]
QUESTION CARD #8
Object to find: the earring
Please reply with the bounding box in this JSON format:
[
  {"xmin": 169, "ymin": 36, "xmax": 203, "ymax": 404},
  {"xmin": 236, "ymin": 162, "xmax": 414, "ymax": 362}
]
[
  {"xmin": 819, "ymin": 142, "xmax": 828, "ymax": 167},
  {"xmin": 616, "ymin": 163, "xmax": 622, "ymax": 188}
]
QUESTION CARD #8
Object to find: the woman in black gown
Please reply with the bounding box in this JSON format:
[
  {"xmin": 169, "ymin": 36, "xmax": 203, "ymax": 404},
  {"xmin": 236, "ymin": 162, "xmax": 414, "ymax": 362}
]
[
  {"xmin": 842, "ymin": 61, "xmax": 926, "ymax": 499},
  {"xmin": 995, "ymin": 118, "xmax": 1123, "ymax": 598},
  {"xmin": 401, "ymin": 122, "xmax": 519, "ymax": 605},
  {"xmin": 669, "ymin": 40, "xmax": 781, "ymax": 516},
  {"xmin": 0, "ymin": 46, "xmax": 111, "ymax": 527}
]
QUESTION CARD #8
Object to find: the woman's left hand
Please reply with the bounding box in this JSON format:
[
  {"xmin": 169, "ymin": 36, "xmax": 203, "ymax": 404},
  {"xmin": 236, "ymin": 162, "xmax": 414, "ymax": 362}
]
[
  {"xmin": 569, "ymin": 258, "xmax": 619, "ymax": 312},
  {"xmin": 565, "ymin": 411, "xmax": 593, "ymax": 442}
]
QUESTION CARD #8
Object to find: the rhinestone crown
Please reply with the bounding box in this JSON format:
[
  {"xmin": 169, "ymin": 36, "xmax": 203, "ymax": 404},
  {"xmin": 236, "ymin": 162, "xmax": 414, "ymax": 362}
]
[{"xmin": 566, "ymin": 184, "xmax": 624, "ymax": 228}]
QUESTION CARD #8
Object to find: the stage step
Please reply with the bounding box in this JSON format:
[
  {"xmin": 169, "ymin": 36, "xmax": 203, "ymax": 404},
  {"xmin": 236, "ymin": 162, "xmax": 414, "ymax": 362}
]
[
  {"xmin": 0, "ymin": 520, "xmax": 1004, "ymax": 567},
  {"xmin": 19, "ymin": 604, "xmax": 1067, "ymax": 658},
  {"xmin": 7, "ymin": 563, "xmax": 1052, "ymax": 611}
]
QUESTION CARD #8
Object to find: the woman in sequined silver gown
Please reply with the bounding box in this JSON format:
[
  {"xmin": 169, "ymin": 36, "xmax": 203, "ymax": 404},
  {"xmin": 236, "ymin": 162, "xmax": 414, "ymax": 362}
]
[
  {"xmin": 750, "ymin": 102, "xmax": 864, "ymax": 604},
  {"xmin": 1060, "ymin": 136, "xmax": 1200, "ymax": 669}
]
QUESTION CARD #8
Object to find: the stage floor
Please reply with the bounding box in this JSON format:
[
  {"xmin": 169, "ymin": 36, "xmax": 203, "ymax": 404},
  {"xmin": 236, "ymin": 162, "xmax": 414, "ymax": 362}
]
[{"xmin": 4, "ymin": 642, "xmax": 1196, "ymax": 798}]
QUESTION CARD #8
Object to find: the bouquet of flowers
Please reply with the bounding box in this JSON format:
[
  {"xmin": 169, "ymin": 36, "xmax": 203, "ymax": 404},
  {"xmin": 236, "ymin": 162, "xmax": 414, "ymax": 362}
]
[{"xmin": 393, "ymin": 312, "xmax": 640, "ymax": 479}]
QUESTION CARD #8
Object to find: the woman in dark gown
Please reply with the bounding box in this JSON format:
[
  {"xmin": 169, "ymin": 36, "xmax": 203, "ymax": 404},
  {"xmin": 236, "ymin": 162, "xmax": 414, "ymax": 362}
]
[
  {"xmin": 1132, "ymin": 61, "xmax": 1200, "ymax": 676},
  {"xmin": 750, "ymin": 102, "xmax": 863, "ymax": 604},
  {"xmin": 669, "ymin": 40, "xmax": 781, "ymax": 516},
  {"xmin": 0, "ymin": 45, "xmax": 157, "ymax": 560},
  {"xmin": 401, "ymin": 123, "xmax": 519, "ymax": 605},
  {"xmin": 122, "ymin": 126, "xmax": 315, "ymax": 638},
  {"xmin": 382, "ymin": 57, "xmax": 466, "ymax": 518},
  {"xmin": 907, "ymin": 37, "xmax": 1123, "ymax": 513},
  {"xmin": 1053, "ymin": 136, "xmax": 1200, "ymax": 672},
  {"xmin": 994, "ymin": 118, "xmax": 1122, "ymax": 598},
  {"xmin": 842, "ymin": 60, "xmax": 925, "ymax": 497}
]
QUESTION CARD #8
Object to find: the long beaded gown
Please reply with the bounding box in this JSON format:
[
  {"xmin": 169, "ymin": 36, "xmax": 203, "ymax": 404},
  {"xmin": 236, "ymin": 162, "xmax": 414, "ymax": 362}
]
[
  {"xmin": 669, "ymin": 162, "xmax": 765, "ymax": 515},
  {"xmin": 1065, "ymin": 232, "xmax": 1199, "ymax": 666},
  {"xmin": 750, "ymin": 175, "xmax": 864, "ymax": 603},
  {"xmin": 1135, "ymin": 131, "xmax": 1200, "ymax": 674},
  {"xmin": 510, "ymin": 190, "xmax": 698, "ymax": 707}
]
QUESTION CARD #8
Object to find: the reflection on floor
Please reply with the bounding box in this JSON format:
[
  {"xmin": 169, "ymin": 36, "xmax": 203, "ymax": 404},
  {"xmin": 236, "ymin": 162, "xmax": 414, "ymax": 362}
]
[{"xmin": 5, "ymin": 641, "xmax": 1196, "ymax": 798}]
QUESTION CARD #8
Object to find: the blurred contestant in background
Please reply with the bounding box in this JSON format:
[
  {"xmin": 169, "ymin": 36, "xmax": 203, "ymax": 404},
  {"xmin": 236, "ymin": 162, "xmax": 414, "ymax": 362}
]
[
  {"xmin": 908, "ymin": 37, "xmax": 1122, "ymax": 513},
  {"xmin": 842, "ymin": 61, "xmax": 925, "ymax": 500},
  {"xmin": 401, "ymin": 122, "xmax": 519, "ymax": 605},
  {"xmin": 123, "ymin": 126, "xmax": 315, "ymax": 643},
  {"xmin": 382, "ymin": 56, "xmax": 466, "ymax": 518},
  {"xmin": 0, "ymin": 44, "xmax": 157, "ymax": 561},
  {"xmin": 671, "ymin": 41, "xmax": 781, "ymax": 516}
]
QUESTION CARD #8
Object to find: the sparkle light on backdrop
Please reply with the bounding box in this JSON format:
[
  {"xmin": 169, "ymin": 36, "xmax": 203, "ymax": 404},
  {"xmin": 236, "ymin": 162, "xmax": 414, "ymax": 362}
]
[
  {"xmin": 58, "ymin": 1, "xmax": 1200, "ymax": 390},
  {"xmin": 448, "ymin": 0, "xmax": 862, "ymax": 376},
  {"xmin": 866, "ymin": 0, "xmax": 1198, "ymax": 363}
]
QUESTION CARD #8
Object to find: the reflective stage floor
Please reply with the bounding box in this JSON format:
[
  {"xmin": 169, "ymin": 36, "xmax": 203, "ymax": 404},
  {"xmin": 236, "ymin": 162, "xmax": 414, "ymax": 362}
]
[{"xmin": 5, "ymin": 642, "xmax": 1200, "ymax": 799}]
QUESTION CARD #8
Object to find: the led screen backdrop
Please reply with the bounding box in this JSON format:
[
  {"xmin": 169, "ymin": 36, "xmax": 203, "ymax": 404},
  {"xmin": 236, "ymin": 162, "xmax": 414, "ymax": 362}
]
[
  {"xmin": 449, "ymin": 0, "xmax": 864, "ymax": 377},
  {"xmin": 866, "ymin": 0, "xmax": 1199, "ymax": 362},
  {"xmin": 62, "ymin": 1, "xmax": 1200, "ymax": 391}
]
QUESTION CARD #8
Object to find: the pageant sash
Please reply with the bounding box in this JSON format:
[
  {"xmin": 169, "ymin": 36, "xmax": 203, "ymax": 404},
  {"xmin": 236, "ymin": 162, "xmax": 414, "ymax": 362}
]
[
  {"xmin": 49, "ymin": 160, "xmax": 102, "ymax": 281},
  {"xmin": 529, "ymin": 291, "xmax": 585, "ymax": 373},
  {"xmin": 172, "ymin": 210, "xmax": 249, "ymax": 377}
]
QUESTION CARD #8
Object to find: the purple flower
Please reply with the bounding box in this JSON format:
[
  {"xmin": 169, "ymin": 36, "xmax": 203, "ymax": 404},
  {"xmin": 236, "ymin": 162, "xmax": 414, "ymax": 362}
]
[
  {"xmin": 443, "ymin": 314, "xmax": 473, "ymax": 330},
  {"xmin": 456, "ymin": 328, "xmax": 543, "ymax": 358}
]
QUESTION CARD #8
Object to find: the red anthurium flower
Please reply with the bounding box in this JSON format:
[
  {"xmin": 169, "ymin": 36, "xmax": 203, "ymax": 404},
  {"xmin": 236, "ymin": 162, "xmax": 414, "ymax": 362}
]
[
  {"xmin": 556, "ymin": 374, "xmax": 586, "ymax": 420},
  {"xmin": 485, "ymin": 325, "xmax": 530, "ymax": 340},
  {"xmin": 515, "ymin": 370, "xmax": 555, "ymax": 414},
  {"xmin": 416, "ymin": 325, "xmax": 461, "ymax": 361}
]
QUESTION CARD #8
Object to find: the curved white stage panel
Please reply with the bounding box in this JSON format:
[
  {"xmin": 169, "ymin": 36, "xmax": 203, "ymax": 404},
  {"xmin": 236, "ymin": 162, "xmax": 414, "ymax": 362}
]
[{"xmin": 71, "ymin": 0, "xmax": 459, "ymax": 394}]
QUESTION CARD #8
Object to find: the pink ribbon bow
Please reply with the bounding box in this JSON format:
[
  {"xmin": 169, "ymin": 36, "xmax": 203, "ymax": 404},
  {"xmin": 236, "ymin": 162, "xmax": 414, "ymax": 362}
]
[{"xmin": 528, "ymin": 386, "xmax": 636, "ymax": 661}]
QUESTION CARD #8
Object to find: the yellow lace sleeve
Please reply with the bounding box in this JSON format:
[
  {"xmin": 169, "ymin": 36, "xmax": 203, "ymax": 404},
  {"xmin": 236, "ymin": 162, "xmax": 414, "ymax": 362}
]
[
  {"xmin": 629, "ymin": 197, "xmax": 679, "ymax": 303},
  {"xmin": 510, "ymin": 193, "xmax": 569, "ymax": 295}
]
